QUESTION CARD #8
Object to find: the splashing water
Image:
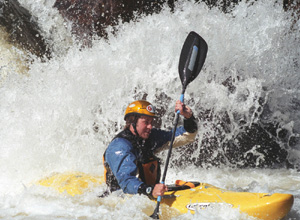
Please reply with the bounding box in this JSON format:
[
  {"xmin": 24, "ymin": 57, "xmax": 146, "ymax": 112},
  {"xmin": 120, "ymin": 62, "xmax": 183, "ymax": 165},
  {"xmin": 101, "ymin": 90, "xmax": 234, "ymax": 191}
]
[{"xmin": 0, "ymin": 0, "xmax": 299, "ymax": 219}]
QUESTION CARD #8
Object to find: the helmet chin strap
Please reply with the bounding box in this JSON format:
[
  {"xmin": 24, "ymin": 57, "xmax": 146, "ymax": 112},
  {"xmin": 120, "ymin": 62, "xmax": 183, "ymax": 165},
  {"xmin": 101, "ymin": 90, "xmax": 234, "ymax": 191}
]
[
  {"xmin": 130, "ymin": 115, "xmax": 141, "ymax": 138},
  {"xmin": 132, "ymin": 123, "xmax": 140, "ymax": 138},
  {"xmin": 131, "ymin": 123, "xmax": 145, "ymax": 149}
]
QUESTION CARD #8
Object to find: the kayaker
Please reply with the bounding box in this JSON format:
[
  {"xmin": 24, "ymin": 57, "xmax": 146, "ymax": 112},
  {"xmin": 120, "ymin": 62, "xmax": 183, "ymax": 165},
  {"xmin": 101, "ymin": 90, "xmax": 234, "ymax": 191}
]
[{"xmin": 103, "ymin": 100, "xmax": 197, "ymax": 198}]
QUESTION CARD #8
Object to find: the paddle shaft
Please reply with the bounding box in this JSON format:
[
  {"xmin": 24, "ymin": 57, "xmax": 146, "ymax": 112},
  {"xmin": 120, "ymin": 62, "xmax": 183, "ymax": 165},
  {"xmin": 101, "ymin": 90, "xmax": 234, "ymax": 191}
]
[
  {"xmin": 162, "ymin": 89, "xmax": 185, "ymax": 182},
  {"xmin": 151, "ymin": 90, "xmax": 185, "ymax": 219}
]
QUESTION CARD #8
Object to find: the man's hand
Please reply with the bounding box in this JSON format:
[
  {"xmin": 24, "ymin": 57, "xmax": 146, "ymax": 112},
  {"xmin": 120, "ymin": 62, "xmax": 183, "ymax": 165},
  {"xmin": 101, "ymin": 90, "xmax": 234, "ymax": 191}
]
[
  {"xmin": 152, "ymin": 183, "xmax": 168, "ymax": 198},
  {"xmin": 175, "ymin": 100, "xmax": 193, "ymax": 119}
]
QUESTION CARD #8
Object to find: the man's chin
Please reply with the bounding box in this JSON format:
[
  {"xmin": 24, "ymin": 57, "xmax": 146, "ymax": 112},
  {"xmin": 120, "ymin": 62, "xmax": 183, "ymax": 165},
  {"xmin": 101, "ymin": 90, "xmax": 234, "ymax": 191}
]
[{"xmin": 141, "ymin": 133, "xmax": 150, "ymax": 139}]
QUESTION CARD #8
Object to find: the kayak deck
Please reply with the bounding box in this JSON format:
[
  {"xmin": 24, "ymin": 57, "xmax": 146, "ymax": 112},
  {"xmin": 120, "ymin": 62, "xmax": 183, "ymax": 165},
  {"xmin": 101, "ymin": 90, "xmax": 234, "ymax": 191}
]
[
  {"xmin": 37, "ymin": 172, "xmax": 293, "ymax": 220},
  {"xmin": 162, "ymin": 182, "xmax": 293, "ymax": 220}
]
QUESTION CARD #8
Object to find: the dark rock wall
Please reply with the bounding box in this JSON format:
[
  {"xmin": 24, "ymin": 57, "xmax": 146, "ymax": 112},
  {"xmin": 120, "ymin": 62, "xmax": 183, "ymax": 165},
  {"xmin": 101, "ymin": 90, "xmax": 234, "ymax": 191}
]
[
  {"xmin": 0, "ymin": 0, "xmax": 51, "ymax": 59},
  {"xmin": 0, "ymin": 0, "xmax": 298, "ymax": 58}
]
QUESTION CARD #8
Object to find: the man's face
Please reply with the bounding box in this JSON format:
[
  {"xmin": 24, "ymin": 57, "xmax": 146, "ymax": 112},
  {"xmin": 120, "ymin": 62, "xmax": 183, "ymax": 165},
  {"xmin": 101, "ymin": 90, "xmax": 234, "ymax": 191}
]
[{"xmin": 135, "ymin": 116, "xmax": 154, "ymax": 139}]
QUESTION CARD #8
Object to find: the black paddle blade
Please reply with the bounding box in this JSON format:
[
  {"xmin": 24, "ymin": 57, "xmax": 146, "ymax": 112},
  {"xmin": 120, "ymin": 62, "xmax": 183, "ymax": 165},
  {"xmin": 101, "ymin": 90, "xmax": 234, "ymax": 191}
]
[
  {"xmin": 150, "ymin": 202, "xmax": 160, "ymax": 219},
  {"xmin": 150, "ymin": 209, "xmax": 159, "ymax": 219},
  {"xmin": 178, "ymin": 31, "xmax": 208, "ymax": 89}
]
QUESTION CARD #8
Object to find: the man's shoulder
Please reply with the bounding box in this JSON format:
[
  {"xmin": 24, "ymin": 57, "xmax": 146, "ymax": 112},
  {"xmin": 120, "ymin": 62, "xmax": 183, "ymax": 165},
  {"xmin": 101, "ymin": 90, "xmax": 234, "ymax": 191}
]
[{"xmin": 106, "ymin": 137, "xmax": 133, "ymax": 153}]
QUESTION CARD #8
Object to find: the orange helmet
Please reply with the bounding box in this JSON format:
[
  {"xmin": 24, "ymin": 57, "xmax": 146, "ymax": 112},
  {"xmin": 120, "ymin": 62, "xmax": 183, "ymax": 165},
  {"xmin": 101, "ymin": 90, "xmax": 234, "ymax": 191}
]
[{"xmin": 124, "ymin": 100, "xmax": 156, "ymax": 120}]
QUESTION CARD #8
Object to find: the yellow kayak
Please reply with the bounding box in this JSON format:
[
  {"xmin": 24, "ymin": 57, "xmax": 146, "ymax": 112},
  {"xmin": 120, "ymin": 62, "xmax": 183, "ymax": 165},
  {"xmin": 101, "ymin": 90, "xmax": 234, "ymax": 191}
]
[
  {"xmin": 38, "ymin": 172, "xmax": 103, "ymax": 196},
  {"xmin": 163, "ymin": 181, "xmax": 293, "ymax": 220},
  {"xmin": 37, "ymin": 172, "xmax": 293, "ymax": 220}
]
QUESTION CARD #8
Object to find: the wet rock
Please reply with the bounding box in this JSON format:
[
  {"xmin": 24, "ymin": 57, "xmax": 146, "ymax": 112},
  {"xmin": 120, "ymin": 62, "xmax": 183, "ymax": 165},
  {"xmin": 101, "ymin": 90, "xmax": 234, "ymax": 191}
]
[
  {"xmin": 172, "ymin": 109, "xmax": 290, "ymax": 169},
  {"xmin": 225, "ymin": 123, "xmax": 289, "ymax": 168},
  {"xmin": 0, "ymin": 0, "xmax": 51, "ymax": 59},
  {"xmin": 53, "ymin": 0, "xmax": 174, "ymax": 46}
]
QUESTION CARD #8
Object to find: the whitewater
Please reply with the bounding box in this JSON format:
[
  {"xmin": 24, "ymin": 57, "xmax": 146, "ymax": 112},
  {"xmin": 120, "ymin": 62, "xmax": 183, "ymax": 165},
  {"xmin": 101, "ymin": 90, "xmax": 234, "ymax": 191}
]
[{"xmin": 0, "ymin": 0, "xmax": 299, "ymax": 219}]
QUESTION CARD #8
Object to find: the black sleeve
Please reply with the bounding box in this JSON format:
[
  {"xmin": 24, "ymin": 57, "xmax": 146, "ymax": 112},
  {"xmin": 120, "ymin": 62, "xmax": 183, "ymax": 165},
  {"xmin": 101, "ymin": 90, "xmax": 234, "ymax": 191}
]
[
  {"xmin": 183, "ymin": 115, "xmax": 198, "ymax": 133},
  {"xmin": 138, "ymin": 183, "xmax": 154, "ymax": 198}
]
